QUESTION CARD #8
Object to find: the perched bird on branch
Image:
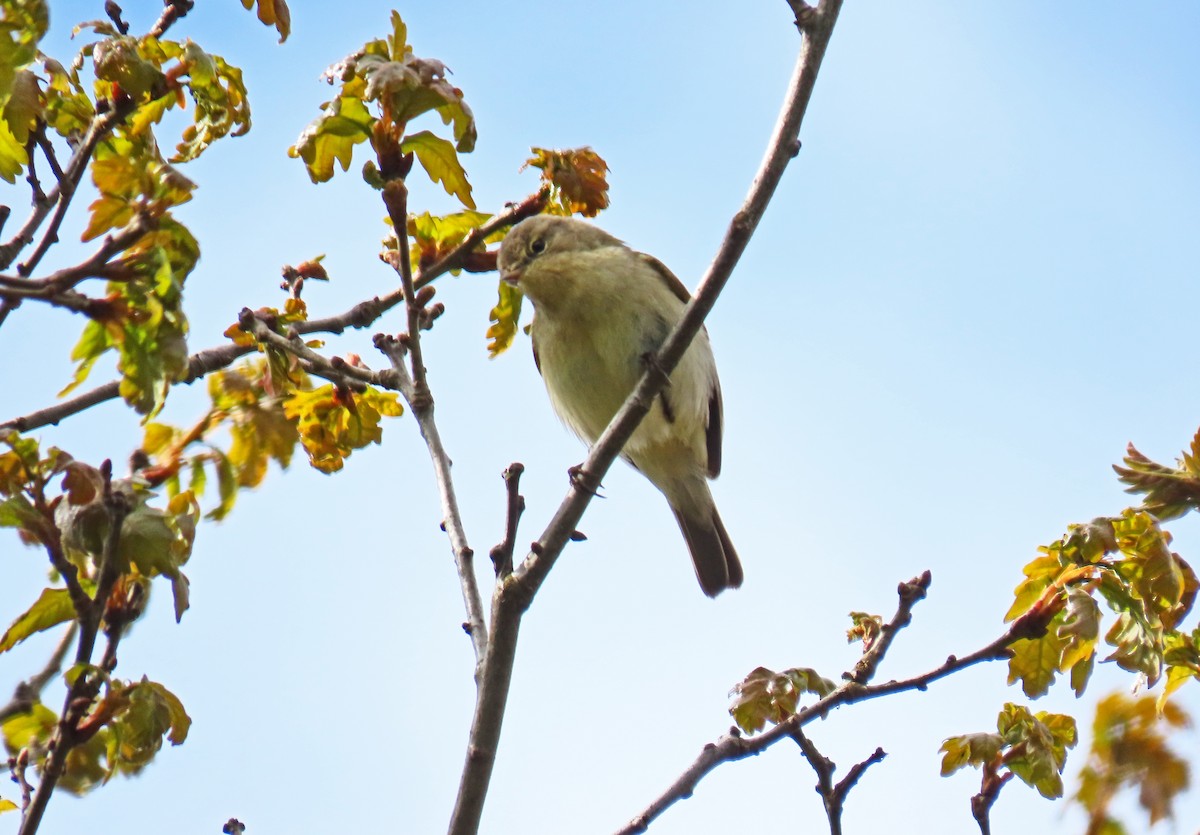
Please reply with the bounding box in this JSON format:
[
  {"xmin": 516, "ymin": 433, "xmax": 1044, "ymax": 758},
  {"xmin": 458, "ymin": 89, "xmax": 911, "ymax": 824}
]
[{"xmin": 498, "ymin": 216, "xmax": 742, "ymax": 597}]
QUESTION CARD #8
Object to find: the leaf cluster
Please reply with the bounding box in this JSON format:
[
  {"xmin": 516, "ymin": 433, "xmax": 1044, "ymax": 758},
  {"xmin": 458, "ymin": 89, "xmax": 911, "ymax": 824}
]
[
  {"xmin": 941, "ymin": 703, "xmax": 1078, "ymax": 800},
  {"xmin": 2, "ymin": 676, "xmax": 189, "ymax": 795}
]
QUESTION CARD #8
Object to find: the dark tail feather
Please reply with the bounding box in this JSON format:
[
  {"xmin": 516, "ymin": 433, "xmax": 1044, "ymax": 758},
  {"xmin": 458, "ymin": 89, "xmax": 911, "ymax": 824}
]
[{"xmin": 672, "ymin": 503, "xmax": 743, "ymax": 597}]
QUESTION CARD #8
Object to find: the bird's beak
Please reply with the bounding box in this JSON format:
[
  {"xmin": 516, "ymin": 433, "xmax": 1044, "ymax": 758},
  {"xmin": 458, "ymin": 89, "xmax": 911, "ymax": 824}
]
[{"xmin": 500, "ymin": 267, "xmax": 522, "ymax": 287}]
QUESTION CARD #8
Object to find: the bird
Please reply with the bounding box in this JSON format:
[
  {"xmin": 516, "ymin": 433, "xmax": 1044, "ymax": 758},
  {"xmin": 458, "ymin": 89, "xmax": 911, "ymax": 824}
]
[{"xmin": 497, "ymin": 215, "xmax": 742, "ymax": 597}]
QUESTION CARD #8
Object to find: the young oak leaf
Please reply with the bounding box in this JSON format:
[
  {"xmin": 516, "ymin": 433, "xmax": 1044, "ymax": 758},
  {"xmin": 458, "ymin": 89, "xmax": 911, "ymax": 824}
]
[
  {"xmin": 283, "ymin": 384, "xmax": 402, "ymax": 474},
  {"xmin": 524, "ymin": 147, "xmax": 610, "ymax": 217},
  {"xmin": 728, "ymin": 666, "xmax": 835, "ymax": 734},
  {"xmin": 399, "ymin": 130, "xmax": 474, "ymax": 209},
  {"xmin": 0, "ymin": 587, "xmax": 74, "ymax": 653},
  {"xmin": 939, "ymin": 732, "xmax": 1004, "ymax": 776},
  {"xmin": 239, "ymin": 0, "xmax": 291, "ymax": 43},
  {"xmin": 486, "ymin": 280, "xmax": 523, "ymax": 359},
  {"xmin": 997, "ymin": 704, "xmax": 1077, "ymax": 800}
]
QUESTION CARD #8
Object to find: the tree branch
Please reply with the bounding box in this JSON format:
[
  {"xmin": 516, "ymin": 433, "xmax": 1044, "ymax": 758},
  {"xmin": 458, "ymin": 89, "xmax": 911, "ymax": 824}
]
[
  {"xmin": 0, "ymin": 104, "xmax": 129, "ymax": 274},
  {"xmin": 488, "ymin": 463, "xmax": 525, "ymax": 580},
  {"xmin": 0, "ymin": 624, "xmax": 77, "ymax": 724},
  {"xmin": 848, "ymin": 571, "xmax": 930, "ymax": 684},
  {"xmin": 448, "ymin": 4, "xmax": 844, "ymax": 833},
  {"xmin": 615, "ymin": 570, "xmax": 1040, "ymax": 834},
  {"xmin": 791, "ymin": 729, "xmax": 886, "ymax": 835},
  {"xmin": 0, "ymin": 199, "xmax": 540, "ymax": 434},
  {"xmin": 375, "ymin": 334, "xmax": 488, "ymax": 666},
  {"xmin": 18, "ymin": 462, "xmax": 129, "ymax": 835}
]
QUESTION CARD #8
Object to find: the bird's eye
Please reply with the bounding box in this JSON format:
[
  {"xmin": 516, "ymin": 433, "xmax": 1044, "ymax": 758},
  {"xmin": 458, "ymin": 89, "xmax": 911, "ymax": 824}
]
[{"xmin": 529, "ymin": 238, "xmax": 546, "ymax": 255}]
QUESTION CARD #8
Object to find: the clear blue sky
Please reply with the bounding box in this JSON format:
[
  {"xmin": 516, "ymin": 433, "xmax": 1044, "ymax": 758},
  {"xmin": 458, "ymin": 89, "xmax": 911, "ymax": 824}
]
[{"xmin": 2, "ymin": 1, "xmax": 1198, "ymax": 833}]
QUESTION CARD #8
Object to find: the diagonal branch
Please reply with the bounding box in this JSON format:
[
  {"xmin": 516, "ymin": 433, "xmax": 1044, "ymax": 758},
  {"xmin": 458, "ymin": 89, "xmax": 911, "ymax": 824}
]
[{"xmin": 448, "ymin": 4, "xmax": 845, "ymax": 834}]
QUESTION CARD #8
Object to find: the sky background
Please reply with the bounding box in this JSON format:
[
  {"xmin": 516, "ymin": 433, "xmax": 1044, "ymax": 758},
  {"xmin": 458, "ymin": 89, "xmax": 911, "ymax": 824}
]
[{"xmin": 2, "ymin": 1, "xmax": 1199, "ymax": 833}]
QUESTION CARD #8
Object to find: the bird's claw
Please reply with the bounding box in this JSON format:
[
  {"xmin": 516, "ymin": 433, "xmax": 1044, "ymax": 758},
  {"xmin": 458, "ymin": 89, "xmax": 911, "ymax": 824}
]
[
  {"xmin": 568, "ymin": 464, "xmax": 604, "ymax": 498},
  {"xmin": 640, "ymin": 351, "xmax": 671, "ymax": 385}
]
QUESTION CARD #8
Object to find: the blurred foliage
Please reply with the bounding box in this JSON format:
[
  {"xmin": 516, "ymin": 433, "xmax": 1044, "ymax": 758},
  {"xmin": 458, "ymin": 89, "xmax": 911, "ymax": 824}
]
[
  {"xmin": 1073, "ymin": 692, "xmax": 1192, "ymax": 834},
  {"xmin": 1, "ymin": 676, "xmax": 190, "ymax": 795}
]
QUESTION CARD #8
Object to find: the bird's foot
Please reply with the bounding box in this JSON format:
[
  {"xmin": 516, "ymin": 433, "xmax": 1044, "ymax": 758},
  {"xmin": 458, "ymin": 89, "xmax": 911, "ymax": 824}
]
[
  {"xmin": 568, "ymin": 464, "xmax": 604, "ymax": 498},
  {"xmin": 640, "ymin": 350, "xmax": 671, "ymax": 386}
]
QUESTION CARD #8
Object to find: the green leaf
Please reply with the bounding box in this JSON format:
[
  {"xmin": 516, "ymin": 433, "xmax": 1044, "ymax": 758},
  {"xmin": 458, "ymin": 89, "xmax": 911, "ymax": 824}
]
[
  {"xmin": 400, "ymin": 130, "xmax": 475, "ymax": 208},
  {"xmin": 1114, "ymin": 434, "xmax": 1200, "ymax": 520},
  {"xmin": 997, "ymin": 703, "xmax": 1077, "ymax": 799},
  {"xmin": 939, "ymin": 732, "xmax": 1003, "ymax": 776},
  {"xmin": 1058, "ymin": 587, "xmax": 1100, "ymax": 696},
  {"xmin": 239, "ymin": 0, "xmax": 291, "ymax": 42},
  {"xmin": 289, "ymin": 93, "xmax": 375, "ymax": 183},
  {"xmin": 1008, "ymin": 621, "xmax": 1067, "ymax": 698},
  {"xmin": 486, "ymin": 280, "xmax": 523, "ymax": 359},
  {"xmin": 728, "ymin": 666, "xmax": 834, "ymax": 734},
  {"xmin": 283, "ymin": 384, "xmax": 402, "ymax": 474},
  {"xmin": 0, "ymin": 588, "xmax": 75, "ymax": 652},
  {"xmin": 172, "ymin": 49, "xmax": 252, "ymax": 163},
  {"xmin": 1103, "ymin": 610, "xmax": 1161, "ymax": 685}
]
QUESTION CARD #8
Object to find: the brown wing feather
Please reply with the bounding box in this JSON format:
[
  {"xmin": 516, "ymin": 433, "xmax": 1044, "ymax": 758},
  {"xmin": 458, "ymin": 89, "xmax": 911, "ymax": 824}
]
[
  {"xmin": 706, "ymin": 378, "xmax": 723, "ymax": 478},
  {"xmin": 637, "ymin": 253, "xmax": 693, "ymax": 305},
  {"xmin": 638, "ymin": 254, "xmax": 722, "ymax": 477},
  {"xmin": 531, "ymin": 322, "xmax": 541, "ymax": 375}
]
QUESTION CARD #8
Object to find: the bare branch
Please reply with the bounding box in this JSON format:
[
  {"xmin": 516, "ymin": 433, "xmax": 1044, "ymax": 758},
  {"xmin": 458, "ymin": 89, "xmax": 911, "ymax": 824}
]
[
  {"xmin": 0, "ymin": 103, "xmax": 129, "ymax": 274},
  {"xmin": 847, "ymin": 570, "xmax": 931, "ymax": 684},
  {"xmin": 0, "ymin": 342, "xmax": 253, "ymax": 434},
  {"xmin": 148, "ymin": 0, "xmax": 194, "ymax": 39},
  {"xmin": 0, "ymin": 624, "xmax": 77, "ymax": 724},
  {"xmin": 449, "ymin": 4, "xmax": 845, "ymax": 833},
  {"xmin": 375, "ymin": 333, "xmax": 488, "ymax": 666},
  {"xmin": 791, "ymin": 731, "xmax": 885, "ymax": 835},
  {"xmin": 970, "ymin": 762, "xmax": 1014, "ymax": 835},
  {"xmin": 0, "ymin": 215, "xmax": 153, "ymax": 295},
  {"xmin": 488, "ymin": 463, "xmax": 525, "ymax": 579},
  {"xmin": 616, "ymin": 570, "xmax": 1039, "ymax": 833}
]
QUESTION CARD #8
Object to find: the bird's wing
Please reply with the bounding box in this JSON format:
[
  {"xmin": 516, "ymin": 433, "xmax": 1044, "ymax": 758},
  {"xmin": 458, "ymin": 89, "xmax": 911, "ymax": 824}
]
[
  {"xmin": 531, "ymin": 317, "xmax": 542, "ymax": 375},
  {"xmin": 706, "ymin": 379, "xmax": 723, "ymax": 479},
  {"xmin": 637, "ymin": 254, "xmax": 723, "ymax": 478},
  {"xmin": 637, "ymin": 253, "xmax": 693, "ymax": 306}
]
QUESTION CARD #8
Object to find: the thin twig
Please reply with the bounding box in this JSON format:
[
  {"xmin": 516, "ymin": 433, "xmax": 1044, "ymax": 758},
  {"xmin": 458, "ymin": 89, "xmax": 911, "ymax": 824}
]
[
  {"xmin": 0, "ymin": 215, "xmax": 153, "ymax": 295},
  {"xmin": 791, "ymin": 731, "xmax": 885, "ymax": 835},
  {"xmin": 488, "ymin": 463, "xmax": 525, "ymax": 579},
  {"xmin": 376, "ymin": 334, "xmax": 488, "ymax": 666},
  {"xmin": 970, "ymin": 762, "xmax": 1013, "ymax": 835},
  {"xmin": 148, "ymin": 0, "xmax": 194, "ymax": 38},
  {"xmin": 848, "ymin": 571, "xmax": 930, "ymax": 684},
  {"xmin": 0, "ymin": 624, "xmax": 78, "ymax": 724},
  {"xmin": 792, "ymin": 729, "xmax": 842, "ymax": 835},
  {"xmin": 2, "ymin": 104, "xmax": 128, "ymax": 275}
]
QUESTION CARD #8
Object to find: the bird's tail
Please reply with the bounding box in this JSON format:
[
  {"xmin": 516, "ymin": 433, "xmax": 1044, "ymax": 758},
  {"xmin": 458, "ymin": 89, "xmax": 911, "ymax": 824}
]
[{"xmin": 667, "ymin": 480, "xmax": 743, "ymax": 597}]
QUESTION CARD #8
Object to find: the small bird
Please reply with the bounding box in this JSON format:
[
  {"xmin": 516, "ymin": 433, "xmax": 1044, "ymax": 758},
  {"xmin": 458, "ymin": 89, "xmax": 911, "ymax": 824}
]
[{"xmin": 497, "ymin": 216, "xmax": 742, "ymax": 597}]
